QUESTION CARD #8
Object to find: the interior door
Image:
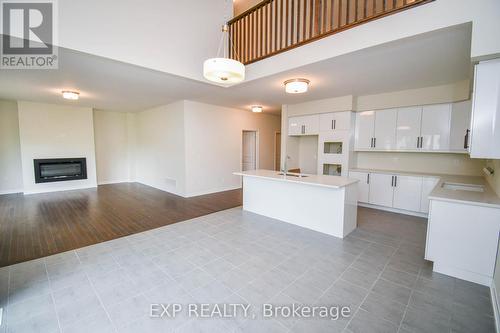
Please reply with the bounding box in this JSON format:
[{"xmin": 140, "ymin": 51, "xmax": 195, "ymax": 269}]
[
  {"xmin": 368, "ymin": 173, "xmax": 394, "ymax": 207},
  {"xmin": 393, "ymin": 175, "xmax": 423, "ymax": 212},
  {"xmin": 374, "ymin": 109, "xmax": 397, "ymax": 150},
  {"xmin": 421, "ymin": 104, "xmax": 451, "ymax": 150},
  {"xmin": 396, "ymin": 107, "xmax": 422, "ymax": 150},
  {"xmin": 349, "ymin": 171, "xmax": 370, "ymax": 203},
  {"xmin": 355, "ymin": 111, "xmax": 375, "ymax": 149},
  {"xmin": 242, "ymin": 131, "xmax": 256, "ymax": 171}
]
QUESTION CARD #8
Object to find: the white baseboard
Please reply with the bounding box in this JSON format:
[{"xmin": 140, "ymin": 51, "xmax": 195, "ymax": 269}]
[
  {"xmin": 0, "ymin": 188, "xmax": 23, "ymax": 195},
  {"xmin": 23, "ymin": 184, "xmax": 98, "ymax": 195},
  {"xmin": 358, "ymin": 202, "xmax": 428, "ymax": 218},
  {"xmin": 185, "ymin": 185, "xmax": 242, "ymax": 198},
  {"xmin": 491, "ymin": 284, "xmax": 500, "ymax": 333},
  {"xmin": 97, "ymin": 180, "xmax": 132, "ymax": 185}
]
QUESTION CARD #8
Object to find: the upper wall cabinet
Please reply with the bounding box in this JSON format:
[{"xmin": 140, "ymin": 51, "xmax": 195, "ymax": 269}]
[
  {"xmin": 469, "ymin": 59, "xmax": 500, "ymax": 159},
  {"xmin": 396, "ymin": 106, "xmax": 422, "ymax": 150},
  {"xmin": 421, "ymin": 104, "xmax": 451, "ymax": 151},
  {"xmin": 355, "ymin": 102, "xmax": 470, "ymax": 153},
  {"xmin": 288, "ymin": 115, "xmax": 319, "ymax": 136},
  {"xmin": 354, "ymin": 111, "xmax": 375, "ymax": 150},
  {"xmin": 450, "ymin": 100, "xmax": 472, "ymax": 152},
  {"xmin": 354, "ymin": 109, "xmax": 397, "ymax": 150},
  {"xmin": 319, "ymin": 112, "xmax": 352, "ymax": 132}
]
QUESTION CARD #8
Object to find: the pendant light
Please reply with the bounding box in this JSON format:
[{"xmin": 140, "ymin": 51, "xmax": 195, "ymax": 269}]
[{"xmin": 203, "ymin": 24, "xmax": 245, "ymax": 84}]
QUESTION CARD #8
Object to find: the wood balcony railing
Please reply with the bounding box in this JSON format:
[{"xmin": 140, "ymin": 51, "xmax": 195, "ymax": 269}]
[{"xmin": 228, "ymin": 0, "xmax": 434, "ymax": 64}]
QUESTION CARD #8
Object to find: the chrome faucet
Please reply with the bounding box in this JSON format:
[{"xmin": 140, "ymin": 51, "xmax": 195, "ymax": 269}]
[{"xmin": 281, "ymin": 155, "xmax": 291, "ymax": 174}]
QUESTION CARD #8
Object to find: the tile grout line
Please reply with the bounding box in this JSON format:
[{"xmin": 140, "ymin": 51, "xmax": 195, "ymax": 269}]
[
  {"xmin": 341, "ymin": 239, "xmax": 404, "ymax": 332},
  {"xmin": 43, "ymin": 258, "xmax": 63, "ymax": 333},
  {"xmin": 75, "ymin": 250, "xmax": 119, "ymax": 333}
]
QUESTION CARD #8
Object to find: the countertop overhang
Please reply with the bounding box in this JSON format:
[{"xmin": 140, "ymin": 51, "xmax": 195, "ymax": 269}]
[{"xmin": 234, "ymin": 169, "xmax": 358, "ymax": 189}]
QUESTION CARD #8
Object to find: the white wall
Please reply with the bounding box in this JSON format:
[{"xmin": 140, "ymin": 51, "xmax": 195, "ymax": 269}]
[
  {"xmin": 134, "ymin": 101, "xmax": 187, "ymax": 196},
  {"xmin": 17, "ymin": 101, "xmax": 97, "ymax": 194},
  {"xmin": 0, "ymin": 100, "xmax": 23, "ymax": 194},
  {"xmin": 93, "ymin": 110, "xmax": 135, "ymax": 184},
  {"xmin": 247, "ymin": 0, "xmax": 500, "ymax": 81},
  {"xmin": 183, "ymin": 100, "xmax": 281, "ymax": 197},
  {"xmin": 58, "ymin": 0, "xmax": 232, "ymax": 82}
]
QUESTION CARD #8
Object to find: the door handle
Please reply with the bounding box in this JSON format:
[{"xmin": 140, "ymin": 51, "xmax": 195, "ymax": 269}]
[
  {"xmin": 373, "ymin": 137, "xmax": 376, "ymax": 148},
  {"xmin": 367, "ymin": 173, "xmax": 370, "ymax": 184},
  {"xmin": 464, "ymin": 129, "xmax": 470, "ymax": 149},
  {"xmin": 391, "ymin": 176, "xmax": 394, "ymax": 187},
  {"xmin": 334, "ymin": 119, "xmax": 336, "ymax": 129},
  {"xmin": 331, "ymin": 120, "xmax": 334, "ymax": 129},
  {"xmin": 416, "ymin": 137, "xmax": 420, "ymax": 148},
  {"xmin": 394, "ymin": 176, "xmax": 397, "ymax": 187}
]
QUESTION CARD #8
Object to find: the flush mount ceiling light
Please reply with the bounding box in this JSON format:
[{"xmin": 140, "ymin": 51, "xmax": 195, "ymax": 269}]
[
  {"xmin": 251, "ymin": 106, "xmax": 263, "ymax": 113},
  {"xmin": 61, "ymin": 91, "xmax": 80, "ymax": 100},
  {"xmin": 284, "ymin": 78, "xmax": 310, "ymax": 94},
  {"xmin": 203, "ymin": 24, "xmax": 245, "ymax": 84}
]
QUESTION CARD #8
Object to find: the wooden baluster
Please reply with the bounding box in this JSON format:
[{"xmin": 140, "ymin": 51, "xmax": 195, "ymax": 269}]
[
  {"xmin": 330, "ymin": 0, "xmax": 335, "ymax": 31},
  {"xmin": 290, "ymin": 0, "xmax": 294, "ymax": 45},
  {"xmin": 309, "ymin": 0, "xmax": 314, "ymax": 38},
  {"xmin": 260, "ymin": 7, "xmax": 263, "ymax": 58},
  {"xmin": 253, "ymin": 11, "xmax": 257, "ymax": 61},
  {"xmin": 302, "ymin": 0, "xmax": 307, "ymax": 42},
  {"xmin": 280, "ymin": 0, "xmax": 284, "ymax": 49},
  {"xmin": 338, "ymin": 0, "xmax": 342, "ymax": 27},
  {"xmin": 265, "ymin": 3, "xmax": 268, "ymax": 56},
  {"xmin": 314, "ymin": 0, "xmax": 320, "ymax": 36},
  {"xmin": 295, "ymin": 0, "xmax": 298, "ymax": 43},
  {"xmin": 322, "ymin": 0, "xmax": 327, "ymax": 33},
  {"xmin": 284, "ymin": 0, "xmax": 288, "ymax": 47}
]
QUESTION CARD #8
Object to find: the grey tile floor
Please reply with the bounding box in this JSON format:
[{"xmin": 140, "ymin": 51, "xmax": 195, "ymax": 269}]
[{"xmin": 0, "ymin": 207, "xmax": 495, "ymax": 333}]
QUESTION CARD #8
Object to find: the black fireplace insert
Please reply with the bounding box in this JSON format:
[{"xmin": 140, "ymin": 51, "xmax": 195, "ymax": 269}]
[{"xmin": 34, "ymin": 158, "xmax": 87, "ymax": 183}]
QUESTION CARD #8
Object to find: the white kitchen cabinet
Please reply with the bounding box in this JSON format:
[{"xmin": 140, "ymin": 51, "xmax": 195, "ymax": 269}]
[
  {"xmin": 288, "ymin": 115, "xmax": 319, "ymax": 136},
  {"xmin": 319, "ymin": 111, "xmax": 352, "ymax": 132},
  {"xmin": 393, "ymin": 175, "xmax": 423, "ymax": 212},
  {"xmin": 354, "ymin": 111, "xmax": 375, "ymax": 149},
  {"xmin": 288, "ymin": 117, "xmax": 302, "ymax": 136},
  {"xmin": 396, "ymin": 107, "xmax": 422, "ymax": 150},
  {"xmin": 420, "ymin": 177, "xmax": 439, "ymax": 213},
  {"xmin": 449, "ymin": 100, "xmax": 472, "ymax": 152},
  {"xmin": 469, "ymin": 59, "xmax": 500, "ymax": 159},
  {"xmin": 368, "ymin": 173, "xmax": 394, "ymax": 207},
  {"xmin": 421, "ymin": 104, "xmax": 451, "ymax": 151},
  {"xmin": 349, "ymin": 171, "xmax": 370, "ymax": 203},
  {"xmin": 374, "ymin": 109, "xmax": 397, "ymax": 150}
]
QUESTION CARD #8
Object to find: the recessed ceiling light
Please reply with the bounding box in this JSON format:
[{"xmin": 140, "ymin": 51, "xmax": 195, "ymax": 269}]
[
  {"xmin": 62, "ymin": 91, "xmax": 79, "ymax": 100},
  {"xmin": 284, "ymin": 78, "xmax": 310, "ymax": 94},
  {"xmin": 251, "ymin": 106, "xmax": 263, "ymax": 113}
]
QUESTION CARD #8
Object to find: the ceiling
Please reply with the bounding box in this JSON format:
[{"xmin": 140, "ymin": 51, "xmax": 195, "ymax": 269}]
[{"xmin": 0, "ymin": 24, "xmax": 472, "ymax": 115}]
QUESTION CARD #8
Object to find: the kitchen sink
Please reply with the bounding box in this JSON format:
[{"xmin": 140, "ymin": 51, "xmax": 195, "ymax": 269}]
[
  {"xmin": 277, "ymin": 172, "xmax": 308, "ymax": 178},
  {"xmin": 442, "ymin": 182, "xmax": 485, "ymax": 192}
]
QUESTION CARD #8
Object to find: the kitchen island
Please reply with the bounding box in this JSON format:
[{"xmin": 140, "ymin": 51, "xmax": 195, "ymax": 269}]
[{"xmin": 234, "ymin": 169, "xmax": 359, "ymax": 238}]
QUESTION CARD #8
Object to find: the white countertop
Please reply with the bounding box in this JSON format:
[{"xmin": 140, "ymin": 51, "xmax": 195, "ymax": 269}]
[
  {"xmin": 428, "ymin": 175, "xmax": 500, "ymax": 209},
  {"xmin": 234, "ymin": 169, "xmax": 358, "ymax": 189},
  {"xmin": 349, "ymin": 168, "xmax": 500, "ymax": 209}
]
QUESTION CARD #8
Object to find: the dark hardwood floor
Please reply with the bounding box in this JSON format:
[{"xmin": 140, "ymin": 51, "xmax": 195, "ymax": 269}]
[{"xmin": 0, "ymin": 183, "xmax": 242, "ymax": 267}]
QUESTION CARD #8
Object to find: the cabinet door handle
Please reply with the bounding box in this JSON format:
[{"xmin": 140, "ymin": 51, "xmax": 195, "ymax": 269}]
[
  {"xmin": 367, "ymin": 174, "xmax": 370, "ymax": 184},
  {"xmin": 391, "ymin": 176, "xmax": 394, "ymax": 187},
  {"xmin": 464, "ymin": 129, "xmax": 470, "ymax": 149},
  {"xmin": 334, "ymin": 119, "xmax": 336, "ymax": 129},
  {"xmin": 373, "ymin": 137, "xmax": 376, "ymax": 148},
  {"xmin": 416, "ymin": 137, "xmax": 420, "ymax": 148},
  {"xmin": 331, "ymin": 120, "xmax": 334, "ymax": 129},
  {"xmin": 394, "ymin": 176, "xmax": 397, "ymax": 187}
]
